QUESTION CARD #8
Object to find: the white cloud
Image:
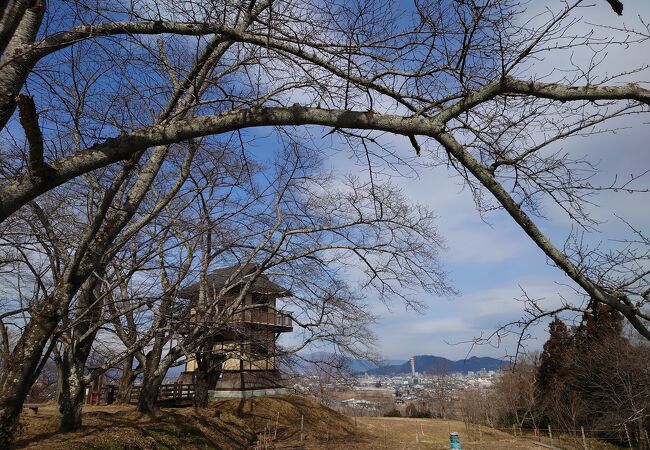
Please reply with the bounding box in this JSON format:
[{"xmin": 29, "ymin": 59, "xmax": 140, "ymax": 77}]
[{"xmin": 409, "ymin": 317, "xmax": 468, "ymax": 334}]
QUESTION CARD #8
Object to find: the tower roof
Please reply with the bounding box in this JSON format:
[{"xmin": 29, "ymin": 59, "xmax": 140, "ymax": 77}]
[{"xmin": 178, "ymin": 264, "xmax": 290, "ymax": 299}]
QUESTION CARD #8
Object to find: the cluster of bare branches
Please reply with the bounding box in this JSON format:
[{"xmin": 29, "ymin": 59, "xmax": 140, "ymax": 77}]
[
  {"xmin": 0, "ymin": 116, "xmax": 448, "ymax": 441},
  {"xmin": 0, "ymin": 0, "xmax": 649, "ymax": 445}
]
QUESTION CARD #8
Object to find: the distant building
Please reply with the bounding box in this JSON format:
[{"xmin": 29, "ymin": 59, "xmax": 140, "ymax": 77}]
[{"xmin": 177, "ymin": 265, "xmax": 293, "ymax": 398}]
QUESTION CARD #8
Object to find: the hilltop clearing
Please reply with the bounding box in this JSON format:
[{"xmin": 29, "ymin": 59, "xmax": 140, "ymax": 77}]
[
  {"xmin": 14, "ymin": 395, "xmax": 366, "ymax": 449},
  {"xmin": 13, "ymin": 395, "xmax": 619, "ymax": 449}
]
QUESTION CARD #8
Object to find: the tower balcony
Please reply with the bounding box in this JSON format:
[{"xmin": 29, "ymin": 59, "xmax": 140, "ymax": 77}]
[{"xmin": 231, "ymin": 309, "xmax": 293, "ymax": 332}]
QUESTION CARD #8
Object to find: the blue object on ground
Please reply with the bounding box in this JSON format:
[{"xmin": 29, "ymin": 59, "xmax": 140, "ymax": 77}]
[{"xmin": 450, "ymin": 432, "xmax": 462, "ymax": 449}]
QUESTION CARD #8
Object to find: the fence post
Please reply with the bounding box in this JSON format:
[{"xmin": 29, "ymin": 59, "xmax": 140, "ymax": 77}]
[
  {"xmin": 300, "ymin": 414, "xmax": 304, "ymax": 442},
  {"xmin": 513, "ymin": 424, "xmax": 517, "ymax": 438},
  {"xmin": 581, "ymin": 426, "xmax": 588, "ymax": 450},
  {"xmin": 274, "ymin": 411, "xmax": 279, "ymax": 440},
  {"xmin": 548, "ymin": 425, "xmax": 553, "ymax": 443}
]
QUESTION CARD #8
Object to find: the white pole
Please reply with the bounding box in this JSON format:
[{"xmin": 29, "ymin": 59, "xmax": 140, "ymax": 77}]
[
  {"xmin": 274, "ymin": 411, "xmax": 279, "ymax": 441},
  {"xmin": 300, "ymin": 414, "xmax": 304, "ymax": 442}
]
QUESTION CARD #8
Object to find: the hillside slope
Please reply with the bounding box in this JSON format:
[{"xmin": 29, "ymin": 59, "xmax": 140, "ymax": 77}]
[
  {"xmin": 14, "ymin": 396, "xmax": 367, "ymax": 449},
  {"xmin": 14, "ymin": 397, "xmax": 611, "ymax": 449}
]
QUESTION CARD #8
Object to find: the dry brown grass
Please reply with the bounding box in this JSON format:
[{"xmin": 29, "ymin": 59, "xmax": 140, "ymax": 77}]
[
  {"xmin": 329, "ymin": 389, "xmax": 394, "ymax": 404},
  {"xmin": 355, "ymin": 417, "xmax": 545, "ymax": 450},
  {"xmin": 12, "ymin": 397, "xmax": 621, "ymax": 449},
  {"xmin": 13, "ymin": 395, "xmax": 369, "ymax": 449}
]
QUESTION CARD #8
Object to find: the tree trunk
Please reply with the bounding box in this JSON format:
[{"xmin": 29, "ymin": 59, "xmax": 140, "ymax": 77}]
[
  {"xmin": 54, "ymin": 348, "xmax": 92, "ymax": 432},
  {"xmin": 136, "ymin": 352, "xmax": 165, "ymax": 414},
  {"xmin": 115, "ymin": 356, "xmax": 137, "ymax": 404},
  {"xmin": 55, "ymin": 356, "xmax": 85, "ymax": 432},
  {"xmin": 55, "ymin": 276, "xmax": 103, "ymax": 432},
  {"xmin": 193, "ymin": 348, "xmax": 225, "ymax": 408},
  {"xmin": 194, "ymin": 368, "xmax": 221, "ymax": 408},
  {"xmin": 0, "ymin": 393, "xmax": 24, "ymax": 447},
  {"xmin": 137, "ymin": 371, "xmax": 166, "ymax": 414},
  {"xmin": 0, "ymin": 289, "xmax": 66, "ymax": 447}
]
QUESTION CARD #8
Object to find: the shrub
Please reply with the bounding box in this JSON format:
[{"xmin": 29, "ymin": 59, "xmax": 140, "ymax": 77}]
[{"xmin": 383, "ymin": 409, "xmax": 402, "ymax": 417}]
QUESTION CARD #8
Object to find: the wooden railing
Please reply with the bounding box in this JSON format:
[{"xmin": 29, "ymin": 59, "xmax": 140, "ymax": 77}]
[
  {"xmin": 175, "ymin": 309, "xmax": 292, "ymax": 335},
  {"xmin": 231, "ymin": 310, "xmax": 292, "ymax": 328},
  {"xmin": 129, "ymin": 383, "xmax": 195, "ymax": 405}
]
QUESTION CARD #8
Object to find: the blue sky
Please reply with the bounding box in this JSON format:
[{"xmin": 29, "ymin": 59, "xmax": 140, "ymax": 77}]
[
  {"xmin": 112, "ymin": 0, "xmax": 650, "ymax": 363},
  {"xmin": 133, "ymin": 0, "xmax": 649, "ymax": 361},
  {"xmin": 9, "ymin": 0, "xmax": 647, "ymax": 363},
  {"xmin": 272, "ymin": 1, "xmax": 650, "ymax": 361}
]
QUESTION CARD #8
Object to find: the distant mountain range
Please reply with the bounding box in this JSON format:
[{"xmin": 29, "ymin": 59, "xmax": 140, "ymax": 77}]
[
  {"xmin": 290, "ymin": 351, "xmax": 405, "ymax": 374},
  {"xmin": 345, "ymin": 358, "xmax": 407, "ymax": 373},
  {"xmin": 293, "ymin": 352, "xmax": 507, "ymax": 375},
  {"xmin": 363, "ymin": 355, "xmax": 508, "ymax": 375}
]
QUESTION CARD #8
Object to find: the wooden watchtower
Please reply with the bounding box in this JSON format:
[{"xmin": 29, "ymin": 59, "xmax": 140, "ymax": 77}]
[{"xmin": 177, "ymin": 265, "xmax": 293, "ymax": 397}]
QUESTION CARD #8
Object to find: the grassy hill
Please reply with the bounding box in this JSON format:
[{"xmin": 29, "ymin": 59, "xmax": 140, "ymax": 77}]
[
  {"xmin": 14, "ymin": 396, "xmax": 618, "ymax": 449},
  {"xmin": 14, "ymin": 396, "xmax": 367, "ymax": 449}
]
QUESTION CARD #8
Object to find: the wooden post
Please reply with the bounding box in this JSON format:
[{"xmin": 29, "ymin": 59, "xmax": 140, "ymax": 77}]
[
  {"xmin": 300, "ymin": 414, "xmax": 304, "ymax": 442},
  {"xmin": 581, "ymin": 426, "xmax": 588, "ymax": 450},
  {"xmin": 548, "ymin": 424, "xmax": 553, "ymax": 443},
  {"xmin": 513, "ymin": 424, "xmax": 517, "ymax": 437},
  {"xmin": 624, "ymin": 423, "xmax": 632, "ymax": 449}
]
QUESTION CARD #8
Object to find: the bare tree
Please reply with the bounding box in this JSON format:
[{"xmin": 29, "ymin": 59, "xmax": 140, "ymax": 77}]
[
  {"xmin": 427, "ymin": 368, "xmax": 456, "ymax": 419},
  {"xmin": 112, "ymin": 143, "xmax": 450, "ymax": 412},
  {"xmin": 0, "ymin": 0, "xmax": 647, "ymax": 338},
  {"xmin": 491, "ymin": 354, "xmax": 539, "ymax": 430},
  {"xmin": 1, "ymin": 0, "xmax": 650, "ymax": 444}
]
